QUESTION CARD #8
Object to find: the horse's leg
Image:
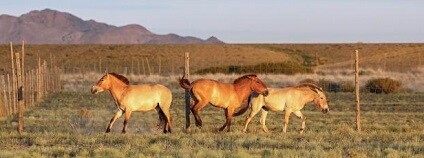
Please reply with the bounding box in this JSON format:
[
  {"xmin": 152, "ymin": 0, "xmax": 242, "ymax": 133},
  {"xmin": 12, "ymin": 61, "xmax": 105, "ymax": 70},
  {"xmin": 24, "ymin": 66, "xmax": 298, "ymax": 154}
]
[
  {"xmin": 293, "ymin": 111, "xmax": 306, "ymax": 134},
  {"xmin": 192, "ymin": 100, "xmax": 208, "ymax": 127},
  {"xmin": 106, "ymin": 110, "xmax": 124, "ymax": 133},
  {"xmin": 260, "ymin": 108, "xmax": 269, "ymax": 133},
  {"xmin": 185, "ymin": 100, "xmax": 196, "ymax": 130},
  {"xmin": 219, "ymin": 108, "xmax": 234, "ymax": 132},
  {"xmin": 283, "ymin": 110, "xmax": 292, "ymax": 133},
  {"xmin": 243, "ymin": 104, "xmax": 262, "ymax": 133},
  {"xmin": 122, "ymin": 110, "xmax": 133, "ymax": 134}
]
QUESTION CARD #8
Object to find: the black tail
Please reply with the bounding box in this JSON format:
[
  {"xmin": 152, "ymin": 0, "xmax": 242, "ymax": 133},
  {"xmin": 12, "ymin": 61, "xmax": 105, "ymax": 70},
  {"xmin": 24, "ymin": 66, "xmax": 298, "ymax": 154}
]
[
  {"xmin": 179, "ymin": 74, "xmax": 192, "ymax": 89},
  {"xmin": 233, "ymin": 93, "xmax": 254, "ymax": 117},
  {"xmin": 156, "ymin": 103, "xmax": 172, "ymax": 133}
]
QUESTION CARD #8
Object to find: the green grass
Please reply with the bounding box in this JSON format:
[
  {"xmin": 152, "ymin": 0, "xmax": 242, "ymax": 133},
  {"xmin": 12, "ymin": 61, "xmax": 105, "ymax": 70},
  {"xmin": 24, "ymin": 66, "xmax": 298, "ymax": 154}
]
[{"xmin": 0, "ymin": 92, "xmax": 423, "ymax": 157}]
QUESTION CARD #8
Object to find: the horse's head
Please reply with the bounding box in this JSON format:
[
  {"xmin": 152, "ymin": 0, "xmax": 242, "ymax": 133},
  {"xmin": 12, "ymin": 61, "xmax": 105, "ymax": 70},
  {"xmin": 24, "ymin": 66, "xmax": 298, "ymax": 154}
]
[
  {"xmin": 312, "ymin": 89, "xmax": 329, "ymax": 114},
  {"xmin": 246, "ymin": 75, "xmax": 269, "ymax": 96},
  {"xmin": 91, "ymin": 73, "xmax": 110, "ymax": 94}
]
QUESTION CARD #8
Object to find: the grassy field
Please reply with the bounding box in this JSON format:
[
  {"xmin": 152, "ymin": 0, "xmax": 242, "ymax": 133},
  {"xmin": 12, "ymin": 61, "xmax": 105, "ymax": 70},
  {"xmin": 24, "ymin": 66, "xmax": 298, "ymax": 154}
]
[
  {"xmin": 0, "ymin": 90, "xmax": 423, "ymax": 157},
  {"xmin": 0, "ymin": 44, "xmax": 423, "ymax": 157}
]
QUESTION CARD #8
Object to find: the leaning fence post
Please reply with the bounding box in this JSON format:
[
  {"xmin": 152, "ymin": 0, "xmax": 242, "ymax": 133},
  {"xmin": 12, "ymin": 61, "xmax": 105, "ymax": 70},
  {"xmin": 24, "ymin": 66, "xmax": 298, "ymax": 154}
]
[
  {"xmin": 15, "ymin": 52, "xmax": 24, "ymax": 134},
  {"xmin": 184, "ymin": 52, "xmax": 191, "ymax": 132},
  {"xmin": 10, "ymin": 42, "xmax": 17, "ymax": 114},
  {"xmin": 355, "ymin": 50, "xmax": 361, "ymax": 131}
]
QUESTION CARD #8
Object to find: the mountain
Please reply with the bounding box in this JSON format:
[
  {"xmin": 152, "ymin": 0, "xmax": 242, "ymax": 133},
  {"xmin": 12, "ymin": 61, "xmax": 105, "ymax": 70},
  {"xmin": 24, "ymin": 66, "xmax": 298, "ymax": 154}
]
[{"xmin": 0, "ymin": 9, "xmax": 224, "ymax": 44}]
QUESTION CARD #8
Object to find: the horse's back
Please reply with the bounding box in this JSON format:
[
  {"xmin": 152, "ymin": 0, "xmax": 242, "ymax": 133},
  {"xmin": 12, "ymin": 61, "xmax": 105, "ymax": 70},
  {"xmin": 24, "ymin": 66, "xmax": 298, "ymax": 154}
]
[
  {"xmin": 191, "ymin": 79, "xmax": 237, "ymax": 108},
  {"xmin": 265, "ymin": 87, "xmax": 311, "ymax": 111}
]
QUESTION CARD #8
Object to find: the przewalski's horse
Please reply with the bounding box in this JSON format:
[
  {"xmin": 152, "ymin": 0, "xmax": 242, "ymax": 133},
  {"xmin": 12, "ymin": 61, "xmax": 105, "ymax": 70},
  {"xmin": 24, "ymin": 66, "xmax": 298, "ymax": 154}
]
[
  {"xmin": 91, "ymin": 73, "xmax": 172, "ymax": 133},
  {"xmin": 179, "ymin": 74, "xmax": 269, "ymax": 132},
  {"xmin": 242, "ymin": 83, "xmax": 329, "ymax": 134}
]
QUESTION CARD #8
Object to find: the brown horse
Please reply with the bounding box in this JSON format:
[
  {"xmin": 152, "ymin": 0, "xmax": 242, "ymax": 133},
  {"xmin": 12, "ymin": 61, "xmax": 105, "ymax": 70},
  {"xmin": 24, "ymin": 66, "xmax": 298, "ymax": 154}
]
[
  {"xmin": 91, "ymin": 73, "xmax": 172, "ymax": 133},
  {"xmin": 242, "ymin": 83, "xmax": 329, "ymax": 134},
  {"xmin": 179, "ymin": 74, "xmax": 269, "ymax": 132}
]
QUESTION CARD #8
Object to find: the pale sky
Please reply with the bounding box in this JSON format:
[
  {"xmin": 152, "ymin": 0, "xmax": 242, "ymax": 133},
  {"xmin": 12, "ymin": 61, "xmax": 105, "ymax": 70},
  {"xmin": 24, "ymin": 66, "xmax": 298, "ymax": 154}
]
[{"xmin": 1, "ymin": 0, "xmax": 423, "ymax": 43}]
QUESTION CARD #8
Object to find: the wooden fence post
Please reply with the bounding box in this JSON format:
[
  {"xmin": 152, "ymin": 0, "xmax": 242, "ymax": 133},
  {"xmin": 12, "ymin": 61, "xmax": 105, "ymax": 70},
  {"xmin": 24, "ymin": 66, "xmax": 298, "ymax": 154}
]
[
  {"xmin": 355, "ymin": 50, "xmax": 361, "ymax": 131},
  {"xmin": 15, "ymin": 52, "xmax": 24, "ymax": 134},
  {"xmin": 7, "ymin": 74, "xmax": 12, "ymax": 114},
  {"xmin": 0, "ymin": 75, "xmax": 4, "ymax": 116},
  {"xmin": 158, "ymin": 56, "xmax": 161, "ymax": 75},
  {"xmin": 1, "ymin": 75, "xmax": 8, "ymax": 116},
  {"xmin": 184, "ymin": 52, "xmax": 191, "ymax": 132},
  {"xmin": 21, "ymin": 41, "xmax": 26, "ymax": 108},
  {"xmin": 145, "ymin": 57, "xmax": 152, "ymax": 76},
  {"xmin": 142, "ymin": 58, "xmax": 146, "ymax": 75},
  {"xmin": 10, "ymin": 42, "xmax": 17, "ymax": 114}
]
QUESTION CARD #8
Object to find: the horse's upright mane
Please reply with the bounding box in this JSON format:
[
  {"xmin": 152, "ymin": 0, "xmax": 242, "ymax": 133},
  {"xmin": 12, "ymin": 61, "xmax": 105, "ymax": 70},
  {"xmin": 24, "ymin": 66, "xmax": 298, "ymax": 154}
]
[
  {"xmin": 108, "ymin": 73, "xmax": 130, "ymax": 85},
  {"xmin": 234, "ymin": 74, "xmax": 257, "ymax": 84},
  {"xmin": 295, "ymin": 83, "xmax": 323, "ymax": 92}
]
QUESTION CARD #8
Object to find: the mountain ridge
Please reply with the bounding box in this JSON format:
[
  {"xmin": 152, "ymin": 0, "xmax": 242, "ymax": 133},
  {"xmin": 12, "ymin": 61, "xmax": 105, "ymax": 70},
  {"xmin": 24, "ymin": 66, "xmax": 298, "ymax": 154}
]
[{"xmin": 0, "ymin": 9, "xmax": 224, "ymax": 44}]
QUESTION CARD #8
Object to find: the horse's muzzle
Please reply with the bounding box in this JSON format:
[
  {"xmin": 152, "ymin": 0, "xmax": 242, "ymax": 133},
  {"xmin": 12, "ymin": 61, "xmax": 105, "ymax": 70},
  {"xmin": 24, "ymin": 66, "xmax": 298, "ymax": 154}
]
[
  {"xmin": 91, "ymin": 86, "xmax": 100, "ymax": 94},
  {"xmin": 322, "ymin": 108, "xmax": 329, "ymax": 114}
]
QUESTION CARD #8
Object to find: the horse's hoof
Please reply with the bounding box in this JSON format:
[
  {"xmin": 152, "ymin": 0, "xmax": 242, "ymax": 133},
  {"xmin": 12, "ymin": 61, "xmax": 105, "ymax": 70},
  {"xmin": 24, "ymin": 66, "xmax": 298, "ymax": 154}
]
[
  {"xmin": 105, "ymin": 129, "xmax": 111, "ymax": 133},
  {"xmin": 195, "ymin": 122, "xmax": 202, "ymax": 127}
]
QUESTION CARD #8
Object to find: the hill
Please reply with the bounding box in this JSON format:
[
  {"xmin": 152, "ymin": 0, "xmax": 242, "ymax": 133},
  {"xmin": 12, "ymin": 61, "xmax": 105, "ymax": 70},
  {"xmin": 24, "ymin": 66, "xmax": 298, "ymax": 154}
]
[
  {"xmin": 0, "ymin": 43, "xmax": 422, "ymax": 75},
  {"xmin": 0, "ymin": 9, "xmax": 224, "ymax": 44}
]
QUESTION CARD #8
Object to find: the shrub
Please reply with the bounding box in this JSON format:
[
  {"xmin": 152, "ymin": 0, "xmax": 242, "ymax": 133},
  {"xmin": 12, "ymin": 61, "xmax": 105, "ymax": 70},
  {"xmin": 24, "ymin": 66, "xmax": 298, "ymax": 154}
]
[
  {"xmin": 365, "ymin": 77, "xmax": 402, "ymax": 94},
  {"xmin": 318, "ymin": 79, "xmax": 341, "ymax": 92},
  {"xmin": 299, "ymin": 78, "xmax": 317, "ymax": 85},
  {"xmin": 339, "ymin": 81, "xmax": 355, "ymax": 92},
  {"xmin": 195, "ymin": 62, "xmax": 313, "ymax": 75},
  {"xmin": 300, "ymin": 79, "xmax": 354, "ymax": 93}
]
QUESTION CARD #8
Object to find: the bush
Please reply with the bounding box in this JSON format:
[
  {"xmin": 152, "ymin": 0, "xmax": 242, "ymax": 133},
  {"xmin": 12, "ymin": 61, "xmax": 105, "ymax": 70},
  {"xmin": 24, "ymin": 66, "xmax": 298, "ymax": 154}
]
[
  {"xmin": 195, "ymin": 62, "xmax": 313, "ymax": 75},
  {"xmin": 339, "ymin": 81, "xmax": 355, "ymax": 92},
  {"xmin": 318, "ymin": 79, "xmax": 341, "ymax": 93},
  {"xmin": 365, "ymin": 77, "xmax": 402, "ymax": 94},
  {"xmin": 299, "ymin": 78, "xmax": 317, "ymax": 85},
  {"xmin": 299, "ymin": 79, "xmax": 354, "ymax": 93}
]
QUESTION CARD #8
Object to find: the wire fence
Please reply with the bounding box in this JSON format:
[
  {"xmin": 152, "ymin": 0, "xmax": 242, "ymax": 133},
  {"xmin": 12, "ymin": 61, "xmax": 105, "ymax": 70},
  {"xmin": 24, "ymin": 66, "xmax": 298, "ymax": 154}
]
[
  {"xmin": 0, "ymin": 42, "xmax": 61, "ymax": 133},
  {"xmin": 1, "ymin": 44, "xmax": 423, "ymax": 133}
]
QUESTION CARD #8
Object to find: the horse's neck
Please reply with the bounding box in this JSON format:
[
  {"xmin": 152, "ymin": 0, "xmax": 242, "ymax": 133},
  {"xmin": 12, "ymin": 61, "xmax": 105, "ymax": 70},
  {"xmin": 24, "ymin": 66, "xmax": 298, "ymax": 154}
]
[
  {"xmin": 108, "ymin": 79, "xmax": 129, "ymax": 104},
  {"xmin": 233, "ymin": 80, "xmax": 252, "ymax": 101},
  {"xmin": 301, "ymin": 89, "xmax": 316, "ymax": 105}
]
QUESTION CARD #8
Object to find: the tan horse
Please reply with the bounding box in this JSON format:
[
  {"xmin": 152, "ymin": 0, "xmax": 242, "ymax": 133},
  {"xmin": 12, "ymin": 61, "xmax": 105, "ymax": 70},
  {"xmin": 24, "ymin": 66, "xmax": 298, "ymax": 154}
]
[
  {"xmin": 91, "ymin": 73, "xmax": 172, "ymax": 133},
  {"xmin": 242, "ymin": 83, "xmax": 329, "ymax": 134},
  {"xmin": 179, "ymin": 74, "xmax": 269, "ymax": 132}
]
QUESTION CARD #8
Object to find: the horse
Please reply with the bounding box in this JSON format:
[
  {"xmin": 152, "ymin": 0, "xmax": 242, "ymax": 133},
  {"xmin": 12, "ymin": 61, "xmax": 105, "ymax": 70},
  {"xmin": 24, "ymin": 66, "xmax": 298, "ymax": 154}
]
[
  {"xmin": 242, "ymin": 83, "xmax": 329, "ymax": 134},
  {"xmin": 91, "ymin": 72, "xmax": 172, "ymax": 133},
  {"xmin": 179, "ymin": 74, "xmax": 269, "ymax": 132}
]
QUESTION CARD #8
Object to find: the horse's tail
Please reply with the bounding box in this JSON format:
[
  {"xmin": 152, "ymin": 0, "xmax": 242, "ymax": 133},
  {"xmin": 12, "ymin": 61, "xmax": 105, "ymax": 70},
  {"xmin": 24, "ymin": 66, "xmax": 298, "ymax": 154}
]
[
  {"xmin": 156, "ymin": 106, "xmax": 167, "ymax": 128},
  {"xmin": 233, "ymin": 93, "xmax": 253, "ymax": 117},
  {"xmin": 179, "ymin": 74, "xmax": 192, "ymax": 89}
]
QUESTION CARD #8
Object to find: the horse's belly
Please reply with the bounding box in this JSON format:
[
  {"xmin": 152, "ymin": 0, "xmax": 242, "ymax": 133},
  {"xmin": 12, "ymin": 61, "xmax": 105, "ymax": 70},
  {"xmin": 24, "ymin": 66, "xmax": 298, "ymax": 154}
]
[
  {"xmin": 209, "ymin": 90, "xmax": 237, "ymax": 109},
  {"xmin": 210, "ymin": 99, "xmax": 230, "ymax": 108},
  {"xmin": 122, "ymin": 97, "xmax": 158, "ymax": 112},
  {"xmin": 264, "ymin": 102, "xmax": 285, "ymax": 111}
]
